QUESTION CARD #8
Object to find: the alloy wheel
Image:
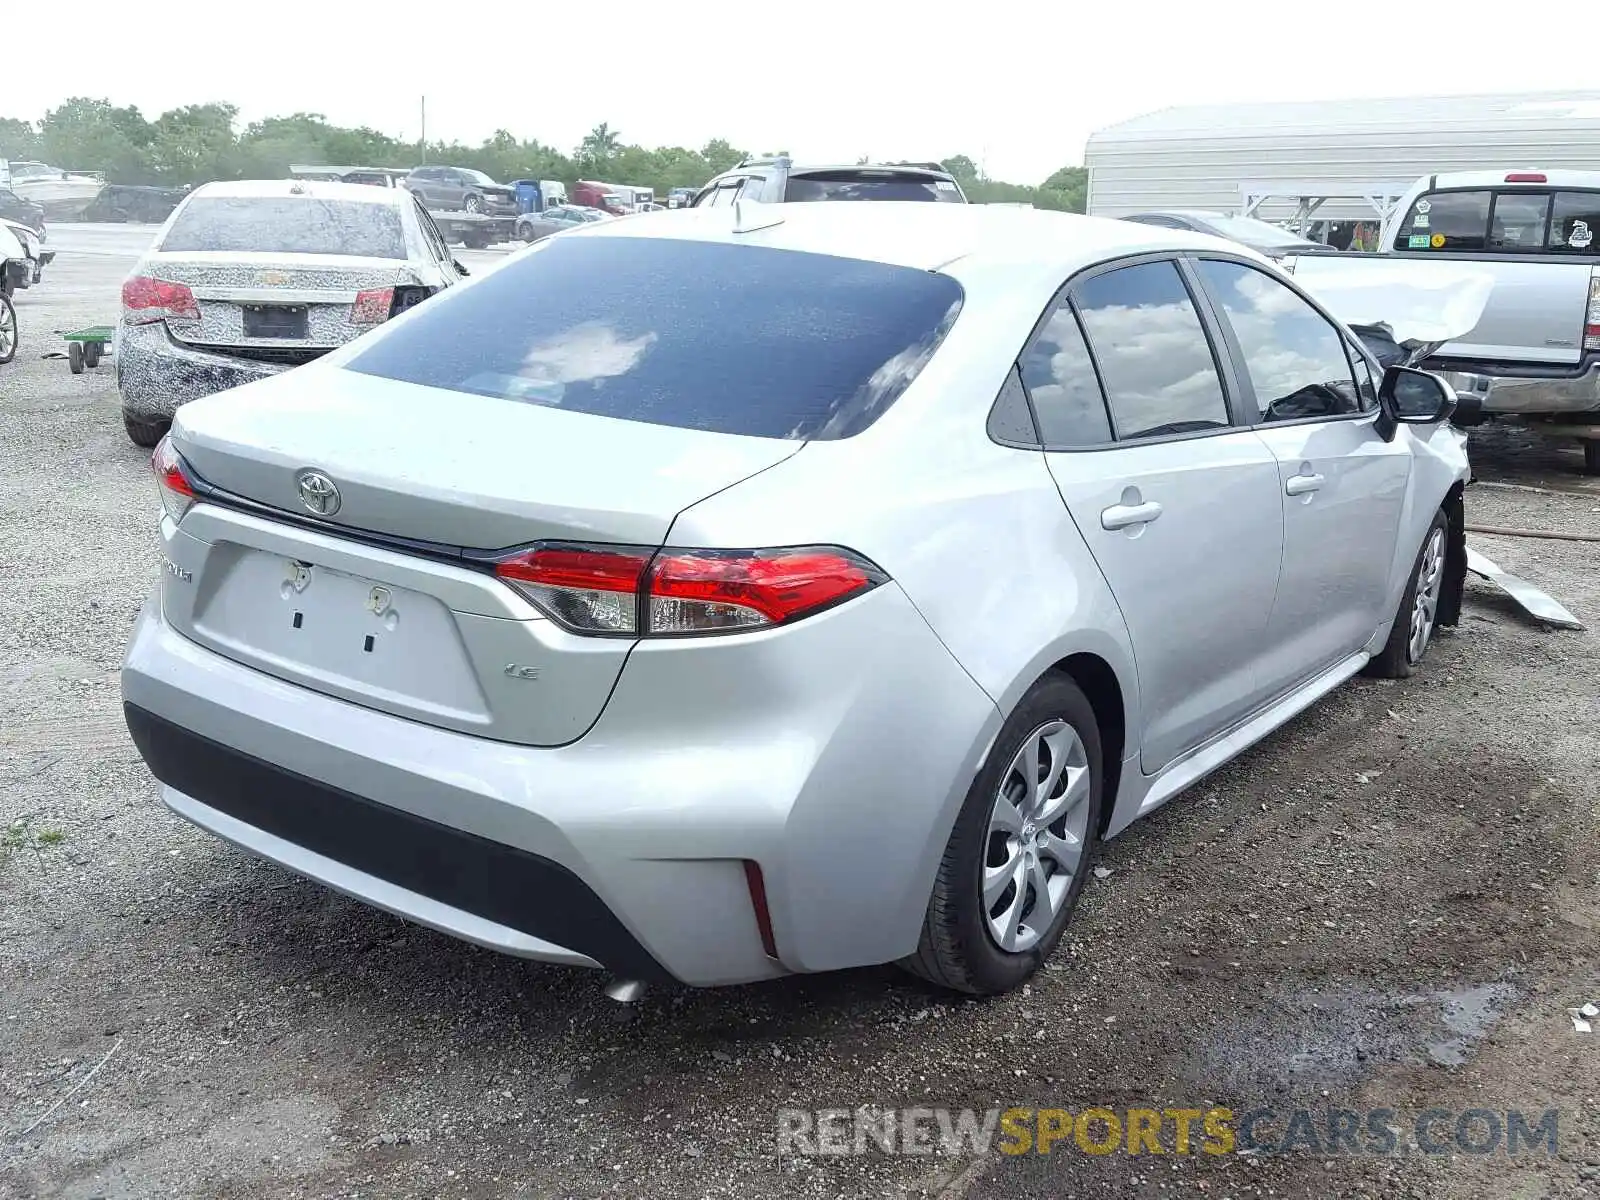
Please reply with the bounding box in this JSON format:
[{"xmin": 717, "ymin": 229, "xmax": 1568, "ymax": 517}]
[
  {"xmin": 1408, "ymin": 527, "xmax": 1447, "ymax": 663},
  {"xmin": 982, "ymin": 720, "xmax": 1092, "ymax": 953},
  {"xmin": 0, "ymin": 299, "xmax": 15, "ymax": 360}
]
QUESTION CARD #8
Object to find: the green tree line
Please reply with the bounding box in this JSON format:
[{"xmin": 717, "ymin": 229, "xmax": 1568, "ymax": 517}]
[{"xmin": 0, "ymin": 99, "xmax": 1086, "ymax": 211}]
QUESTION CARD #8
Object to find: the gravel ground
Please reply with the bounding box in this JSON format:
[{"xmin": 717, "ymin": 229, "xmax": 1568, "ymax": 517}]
[{"xmin": 1, "ymin": 240, "xmax": 1598, "ymax": 1200}]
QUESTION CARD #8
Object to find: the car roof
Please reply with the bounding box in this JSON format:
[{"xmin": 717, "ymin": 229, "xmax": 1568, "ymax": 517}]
[
  {"xmin": 561, "ymin": 201, "xmax": 1253, "ymax": 275},
  {"xmin": 1426, "ymin": 168, "xmax": 1600, "ymax": 189},
  {"xmin": 187, "ymin": 179, "xmax": 412, "ymax": 206}
]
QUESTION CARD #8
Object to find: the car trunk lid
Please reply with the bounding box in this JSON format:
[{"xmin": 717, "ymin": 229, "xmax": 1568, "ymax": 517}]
[
  {"xmin": 162, "ymin": 366, "xmax": 804, "ymax": 745},
  {"xmin": 144, "ymin": 253, "xmax": 422, "ymax": 357}
]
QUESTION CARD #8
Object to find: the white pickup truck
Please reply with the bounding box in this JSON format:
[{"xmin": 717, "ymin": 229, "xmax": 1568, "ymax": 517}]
[{"xmin": 1286, "ymin": 169, "xmax": 1600, "ymax": 475}]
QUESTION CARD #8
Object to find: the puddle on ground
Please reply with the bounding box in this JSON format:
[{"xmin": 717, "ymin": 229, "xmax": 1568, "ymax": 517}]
[{"xmin": 1192, "ymin": 978, "xmax": 1520, "ymax": 1097}]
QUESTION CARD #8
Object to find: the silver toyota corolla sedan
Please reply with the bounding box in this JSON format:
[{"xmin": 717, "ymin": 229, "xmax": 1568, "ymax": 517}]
[{"xmin": 121, "ymin": 203, "xmax": 1471, "ymax": 996}]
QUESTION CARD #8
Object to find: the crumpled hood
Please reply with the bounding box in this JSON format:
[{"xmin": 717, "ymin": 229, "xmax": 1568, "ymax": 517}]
[{"xmin": 1292, "ymin": 259, "xmax": 1497, "ymax": 347}]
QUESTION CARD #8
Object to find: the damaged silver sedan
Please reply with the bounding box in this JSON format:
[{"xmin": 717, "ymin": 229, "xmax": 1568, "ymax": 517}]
[{"xmin": 115, "ymin": 179, "xmax": 468, "ymax": 446}]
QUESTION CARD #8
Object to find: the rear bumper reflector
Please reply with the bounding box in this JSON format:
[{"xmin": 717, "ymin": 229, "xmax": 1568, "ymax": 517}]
[{"xmin": 743, "ymin": 859, "xmax": 780, "ymax": 960}]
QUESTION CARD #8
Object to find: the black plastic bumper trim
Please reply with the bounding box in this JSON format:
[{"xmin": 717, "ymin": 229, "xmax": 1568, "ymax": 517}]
[{"xmin": 123, "ymin": 702, "xmax": 672, "ymax": 982}]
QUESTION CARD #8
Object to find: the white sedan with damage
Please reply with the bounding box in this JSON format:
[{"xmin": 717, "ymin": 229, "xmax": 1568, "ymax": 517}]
[{"xmin": 115, "ymin": 179, "xmax": 468, "ymax": 447}]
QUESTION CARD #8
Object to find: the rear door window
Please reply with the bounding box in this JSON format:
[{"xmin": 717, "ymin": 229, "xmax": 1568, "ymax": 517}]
[
  {"xmin": 1392, "ymin": 191, "xmax": 1490, "ymax": 251},
  {"xmin": 1547, "ymin": 191, "xmax": 1600, "ymax": 252},
  {"xmin": 159, "ymin": 197, "xmax": 407, "ymax": 259},
  {"xmin": 1072, "ymin": 260, "xmax": 1231, "ymax": 439},
  {"xmin": 345, "ymin": 236, "xmax": 964, "ymax": 440},
  {"xmin": 1489, "ymin": 192, "xmax": 1550, "ymax": 250}
]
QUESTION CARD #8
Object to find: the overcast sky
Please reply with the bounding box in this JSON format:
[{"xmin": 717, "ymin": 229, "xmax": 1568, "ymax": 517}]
[{"xmin": 14, "ymin": 3, "xmax": 1600, "ymax": 185}]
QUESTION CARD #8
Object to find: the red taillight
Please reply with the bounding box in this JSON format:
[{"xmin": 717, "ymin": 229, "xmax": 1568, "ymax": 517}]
[
  {"xmin": 1505, "ymin": 172, "xmax": 1547, "ymax": 183},
  {"xmin": 150, "ymin": 434, "xmax": 196, "ymax": 523},
  {"xmin": 121, "ymin": 275, "xmax": 199, "ymax": 324},
  {"xmin": 648, "ymin": 548, "xmax": 880, "ymax": 632},
  {"xmin": 492, "ymin": 543, "xmax": 886, "ymax": 636},
  {"xmin": 496, "ymin": 545, "xmax": 653, "ymax": 634},
  {"xmin": 350, "ymin": 287, "xmax": 394, "ymax": 325},
  {"xmin": 1586, "ymin": 276, "xmax": 1600, "ymax": 352}
]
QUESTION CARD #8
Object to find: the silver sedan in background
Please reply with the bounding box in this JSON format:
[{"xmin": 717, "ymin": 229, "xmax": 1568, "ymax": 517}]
[
  {"xmin": 122, "ymin": 204, "xmax": 1471, "ymax": 996},
  {"xmin": 115, "ymin": 179, "xmax": 467, "ymax": 447}
]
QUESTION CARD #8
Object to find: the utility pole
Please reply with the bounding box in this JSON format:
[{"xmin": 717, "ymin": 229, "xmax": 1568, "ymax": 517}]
[{"xmin": 419, "ymin": 96, "xmax": 427, "ymax": 164}]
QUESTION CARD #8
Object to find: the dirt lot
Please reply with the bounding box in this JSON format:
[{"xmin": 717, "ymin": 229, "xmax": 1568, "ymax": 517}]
[{"xmin": 1, "ymin": 238, "xmax": 1598, "ymax": 1200}]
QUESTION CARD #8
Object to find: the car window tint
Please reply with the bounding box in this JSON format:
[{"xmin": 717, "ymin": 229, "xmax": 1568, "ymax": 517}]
[
  {"xmin": 1196, "ymin": 259, "xmax": 1358, "ymax": 423},
  {"xmin": 1018, "ymin": 300, "xmax": 1112, "ymax": 446},
  {"xmin": 346, "ymin": 236, "xmax": 964, "ymax": 441},
  {"xmin": 159, "ymin": 197, "xmax": 407, "ymax": 259},
  {"xmin": 1547, "ymin": 191, "xmax": 1600, "ymax": 253},
  {"xmin": 1073, "ymin": 261, "xmax": 1230, "ymax": 440},
  {"xmin": 1490, "ymin": 192, "xmax": 1549, "ymax": 250},
  {"xmin": 1393, "ymin": 191, "xmax": 1489, "ymax": 251}
]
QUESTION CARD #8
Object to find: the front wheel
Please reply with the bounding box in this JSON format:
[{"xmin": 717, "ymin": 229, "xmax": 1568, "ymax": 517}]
[
  {"xmin": 0, "ymin": 294, "xmax": 16, "ymax": 364},
  {"xmin": 463, "ymin": 194, "xmax": 483, "ymax": 214},
  {"xmin": 1583, "ymin": 439, "xmax": 1599, "ymax": 477},
  {"xmin": 900, "ymin": 673, "xmax": 1105, "ymax": 995},
  {"xmin": 1365, "ymin": 510, "xmax": 1449, "ymax": 679}
]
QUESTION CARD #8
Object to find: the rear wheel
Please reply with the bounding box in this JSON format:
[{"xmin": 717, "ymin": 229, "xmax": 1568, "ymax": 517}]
[
  {"xmin": 122, "ymin": 411, "xmax": 167, "ymax": 447},
  {"xmin": 67, "ymin": 340, "xmax": 83, "ymax": 374},
  {"xmin": 901, "ymin": 673, "xmax": 1105, "ymax": 995},
  {"xmin": 0, "ymin": 294, "xmax": 15, "ymax": 364},
  {"xmin": 1365, "ymin": 510, "xmax": 1449, "ymax": 679},
  {"xmin": 1583, "ymin": 439, "xmax": 1600, "ymax": 477},
  {"xmin": 84, "ymin": 342, "xmax": 102, "ymax": 368}
]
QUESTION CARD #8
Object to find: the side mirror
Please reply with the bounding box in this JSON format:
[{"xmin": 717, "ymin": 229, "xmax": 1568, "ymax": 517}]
[
  {"xmin": 453, "ymin": 259, "xmax": 469, "ymax": 276},
  {"xmin": 1376, "ymin": 366, "xmax": 1456, "ymax": 441}
]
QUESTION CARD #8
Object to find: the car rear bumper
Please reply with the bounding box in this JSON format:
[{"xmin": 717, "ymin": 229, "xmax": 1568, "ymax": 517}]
[
  {"xmin": 121, "ymin": 580, "xmax": 1000, "ymax": 986},
  {"xmin": 117, "ymin": 325, "xmax": 308, "ymax": 419},
  {"xmin": 1440, "ymin": 358, "xmax": 1600, "ymax": 418}
]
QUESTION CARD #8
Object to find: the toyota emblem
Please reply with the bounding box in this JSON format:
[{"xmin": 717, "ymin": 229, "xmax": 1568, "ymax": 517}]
[{"xmin": 296, "ymin": 470, "xmax": 341, "ymax": 517}]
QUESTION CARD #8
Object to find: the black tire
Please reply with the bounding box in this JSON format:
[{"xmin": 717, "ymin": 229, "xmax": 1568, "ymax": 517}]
[
  {"xmin": 68, "ymin": 340, "xmax": 84, "ymax": 374},
  {"xmin": 1365, "ymin": 509, "xmax": 1450, "ymax": 680},
  {"xmin": 84, "ymin": 342, "xmax": 101, "ymax": 369},
  {"xmin": 900, "ymin": 673, "xmax": 1106, "ymax": 995},
  {"xmin": 122, "ymin": 412, "xmax": 168, "ymax": 447},
  {"xmin": 1583, "ymin": 439, "xmax": 1600, "ymax": 477},
  {"xmin": 519, "ymin": 222, "xmax": 537, "ymax": 243},
  {"xmin": 463, "ymin": 194, "xmax": 483, "ymax": 214},
  {"xmin": 0, "ymin": 294, "xmax": 16, "ymax": 364}
]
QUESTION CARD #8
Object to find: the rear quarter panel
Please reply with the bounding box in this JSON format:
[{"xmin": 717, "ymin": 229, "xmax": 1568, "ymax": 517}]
[{"xmin": 665, "ymin": 255, "xmax": 1142, "ymax": 771}]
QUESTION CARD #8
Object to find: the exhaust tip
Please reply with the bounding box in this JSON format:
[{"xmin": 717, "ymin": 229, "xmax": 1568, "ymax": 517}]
[{"xmin": 604, "ymin": 978, "xmax": 648, "ymax": 1004}]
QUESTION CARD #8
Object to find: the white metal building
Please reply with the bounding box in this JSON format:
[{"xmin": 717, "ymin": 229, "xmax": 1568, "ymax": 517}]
[{"xmin": 1084, "ymin": 92, "xmax": 1600, "ymax": 224}]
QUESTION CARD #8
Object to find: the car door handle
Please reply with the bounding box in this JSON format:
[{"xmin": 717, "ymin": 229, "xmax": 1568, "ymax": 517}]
[
  {"xmin": 1100, "ymin": 501, "xmax": 1163, "ymax": 531},
  {"xmin": 1286, "ymin": 472, "xmax": 1325, "ymax": 496}
]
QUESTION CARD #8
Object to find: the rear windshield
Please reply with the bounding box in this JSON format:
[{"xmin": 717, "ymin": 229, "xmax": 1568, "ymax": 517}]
[
  {"xmin": 1392, "ymin": 188, "xmax": 1600, "ymax": 254},
  {"xmin": 784, "ymin": 172, "xmax": 965, "ymax": 203},
  {"xmin": 345, "ymin": 236, "xmax": 964, "ymax": 440},
  {"xmin": 159, "ymin": 196, "xmax": 407, "ymax": 259}
]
